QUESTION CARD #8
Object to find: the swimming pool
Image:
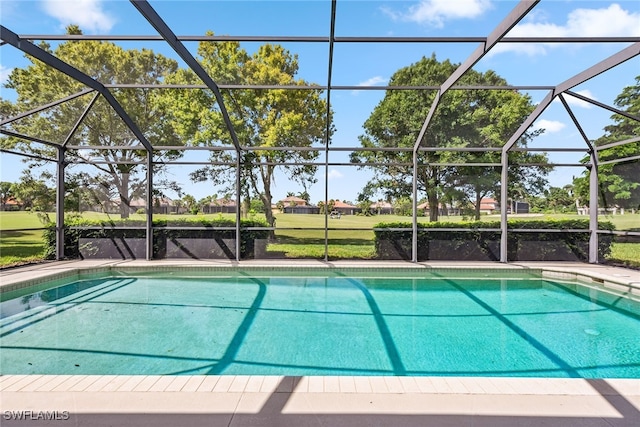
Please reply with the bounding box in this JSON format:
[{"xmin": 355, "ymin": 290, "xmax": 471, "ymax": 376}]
[{"xmin": 1, "ymin": 268, "xmax": 639, "ymax": 378}]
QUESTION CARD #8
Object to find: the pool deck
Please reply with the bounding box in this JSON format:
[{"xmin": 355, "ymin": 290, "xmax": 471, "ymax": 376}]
[{"xmin": 1, "ymin": 260, "xmax": 640, "ymax": 426}]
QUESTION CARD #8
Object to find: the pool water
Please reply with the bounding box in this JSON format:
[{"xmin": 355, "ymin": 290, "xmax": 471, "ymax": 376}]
[{"xmin": 1, "ymin": 269, "xmax": 639, "ymax": 377}]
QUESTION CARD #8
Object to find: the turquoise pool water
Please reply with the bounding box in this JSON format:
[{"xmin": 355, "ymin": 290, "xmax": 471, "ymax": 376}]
[{"xmin": 1, "ymin": 269, "xmax": 639, "ymax": 378}]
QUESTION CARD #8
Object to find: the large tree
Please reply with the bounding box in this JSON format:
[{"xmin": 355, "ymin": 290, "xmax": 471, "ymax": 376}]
[
  {"xmin": 166, "ymin": 36, "xmax": 332, "ymax": 229},
  {"xmin": 574, "ymin": 76, "xmax": 640, "ymax": 210},
  {"xmin": 351, "ymin": 54, "xmax": 548, "ymax": 221},
  {"xmin": 2, "ymin": 26, "xmax": 183, "ymax": 218}
]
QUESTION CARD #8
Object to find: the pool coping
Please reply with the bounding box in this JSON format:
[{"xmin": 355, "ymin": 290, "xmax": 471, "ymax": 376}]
[
  {"xmin": 2, "ymin": 260, "xmax": 640, "ymax": 426},
  {"xmin": 2, "ymin": 259, "xmax": 640, "ymax": 298}
]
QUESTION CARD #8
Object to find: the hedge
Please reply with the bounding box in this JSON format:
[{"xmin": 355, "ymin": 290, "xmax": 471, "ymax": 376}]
[
  {"xmin": 373, "ymin": 219, "xmax": 615, "ymax": 262},
  {"xmin": 43, "ymin": 217, "xmax": 270, "ymax": 260}
]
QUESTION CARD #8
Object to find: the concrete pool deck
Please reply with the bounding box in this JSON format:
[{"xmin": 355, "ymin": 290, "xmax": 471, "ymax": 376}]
[{"xmin": 1, "ymin": 260, "xmax": 640, "ymax": 426}]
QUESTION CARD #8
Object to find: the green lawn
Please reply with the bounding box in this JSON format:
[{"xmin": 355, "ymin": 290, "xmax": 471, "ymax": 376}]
[{"xmin": 1, "ymin": 210, "xmax": 638, "ymax": 267}]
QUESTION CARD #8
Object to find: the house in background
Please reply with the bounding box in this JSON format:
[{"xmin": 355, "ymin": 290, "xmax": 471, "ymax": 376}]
[
  {"xmin": 280, "ymin": 196, "xmax": 307, "ymax": 207},
  {"xmin": 370, "ymin": 201, "xmax": 393, "ymax": 215},
  {"xmin": 332, "ymin": 200, "xmax": 361, "ymax": 216},
  {"xmin": 0, "ymin": 197, "xmax": 22, "ymax": 211},
  {"xmin": 280, "ymin": 196, "xmax": 320, "ymax": 214},
  {"xmin": 129, "ymin": 197, "xmax": 179, "ymax": 214},
  {"xmin": 204, "ymin": 198, "xmax": 237, "ymax": 214},
  {"xmin": 417, "ymin": 197, "xmax": 501, "ymax": 216},
  {"xmin": 283, "ymin": 204, "xmax": 320, "ymax": 214},
  {"xmin": 479, "ymin": 198, "xmax": 499, "ymax": 215}
]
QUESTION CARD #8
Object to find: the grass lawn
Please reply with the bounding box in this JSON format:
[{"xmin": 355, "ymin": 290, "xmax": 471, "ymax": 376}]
[
  {"xmin": 1, "ymin": 210, "xmax": 638, "ymax": 267},
  {"xmin": 608, "ymin": 243, "xmax": 640, "ymax": 269}
]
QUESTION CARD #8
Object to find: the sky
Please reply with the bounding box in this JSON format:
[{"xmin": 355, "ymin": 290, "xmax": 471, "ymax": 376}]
[{"xmin": 1, "ymin": 0, "xmax": 639, "ymax": 205}]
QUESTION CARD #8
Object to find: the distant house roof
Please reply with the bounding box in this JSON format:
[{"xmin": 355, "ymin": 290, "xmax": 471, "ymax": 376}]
[
  {"xmin": 370, "ymin": 201, "xmax": 392, "ymax": 209},
  {"xmin": 371, "ymin": 202, "xmax": 393, "ymax": 209},
  {"xmin": 416, "ymin": 197, "xmax": 499, "ymax": 211},
  {"xmin": 210, "ymin": 198, "xmax": 236, "ymax": 207},
  {"xmin": 417, "ymin": 201, "xmax": 443, "ymax": 210},
  {"xmin": 280, "ymin": 196, "xmax": 311, "ymax": 206},
  {"xmin": 280, "ymin": 196, "xmax": 307, "ymax": 205},
  {"xmin": 3, "ymin": 197, "xmax": 21, "ymax": 206},
  {"xmin": 480, "ymin": 198, "xmax": 498, "ymax": 211},
  {"xmin": 333, "ymin": 200, "xmax": 357, "ymax": 208},
  {"xmin": 129, "ymin": 197, "xmax": 173, "ymax": 207}
]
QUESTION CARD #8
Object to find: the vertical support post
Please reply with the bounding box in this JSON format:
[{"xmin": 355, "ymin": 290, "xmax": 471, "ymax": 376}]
[
  {"xmin": 323, "ymin": 0, "xmax": 337, "ymax": 263},
  {"xmin": 324, "ymin": 155, "xmax": 329, "ymax": 262},
  {"xmin": 411, "ymin": 150, "xmax": 418, "ymax": 263},
  {"xmin": 235, "ymin": 153, "xmax": 242, "ymax": 262},
  {"xmin": 589, "ymin": 153, "xmax": 599, "ymax": 263},
  {"xmin": 56, "ymin": 146, "xmax": 66, "ymax": 260},
  {"xmin": 146, "ymin": 152, "xmax": 153, "ymax": 260},
  {"xmin": 500, "ymin": 151, "xmax": 509, "ymax": 263}
]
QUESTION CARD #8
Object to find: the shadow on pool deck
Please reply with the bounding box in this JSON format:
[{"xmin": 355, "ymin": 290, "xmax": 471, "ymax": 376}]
[{"xmin": 2, "ymin": 376, "xmax": 639, "ymax": 427}]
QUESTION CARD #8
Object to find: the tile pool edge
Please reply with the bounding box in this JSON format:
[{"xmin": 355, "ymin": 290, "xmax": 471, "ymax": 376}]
[{"xmin": 1, "ymin": 374, "xmax": 639, "ymax": 395}]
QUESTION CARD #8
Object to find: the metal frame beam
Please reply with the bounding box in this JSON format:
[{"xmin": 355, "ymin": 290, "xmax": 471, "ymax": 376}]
[
  {"xmin": 56, "ymin": 146, "xmax": 66, "ymax": 260},
  {"xmin": 130, "ymin": 0, "xmax": 242, "ymax": 153},
  {"xmin": 62, "ymin": 92, "xmax": 100, "ymax": 147},
  {"xmin": 414, "ymin": 0, "xmax": 539, "ymax": 263},
  {"xmin": 0, "ymin": 129, "xmax": 60, "ymax": 148},
  {"xmin": 599, "ymin": 155, "xmax": 640, "ymax": 166},
  {"xmin": 12, "ymin": 34, "xmax": 640, "ymax": 44},
  {"xmin": 558, "ymin": 94, "xmax": 599, "ymax": 263},
  {"xmin": 1, "ymin": 1, "xmax": 638, "ymax": 267},
  {"xmin": 0, "ymin": 89, "xmax": 94, "ymax": 126},
  {"xmin": 565, "ymin": 90, "xmax": 640, "ymax": 123},
  {"xmin": 597, "ymin": 136, "xmax": 640, "ymax": 151},
  {"xmin": 104, "ymin": 83, "xmax": 555, "ymax": 91},
  {"xmin": 412, "ymin": 0, "xmax": 539, "ymax": 152},
  {"xmin": 323, "ymin": 0, "xmax": 337, "ymax": 262},
  {"xmin": 0, "ymin": 148, "xmax": 55, "ymax": 162},
  {"xmin": 0, "ymin": 25, "xmax": 154, "ymax": 153},
  {"xmin": 503, "ymin": 42, "xmax": 640, "ymax": 153}
]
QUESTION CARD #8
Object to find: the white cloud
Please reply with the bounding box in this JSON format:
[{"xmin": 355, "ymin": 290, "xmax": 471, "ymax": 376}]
[
  {"xmin": 327, "ymin": 169, "xmax": 344, "ymax": 180},
  {"xmin": 382, "ymin": 0, "xmax": 492, "ymax": 28},
  {"xmin": 533, "ymin": 119, "xmax": 566, "ymax": 134},
  {"xmin": 565, "ymin": 89, "xmax": 598, "ymax": 109},
  {"xmin": 493, "ymin": 4, "xmax": 640, "ymax": 56},
  {"xmin": 41, "ymin": 0, "xmax": 115, "ymax": 33},
  {"xmin": 358, "ymin": 76, "xmax": 388, "ymax": 87},
  {"xmin": 0, "ymin": 65, "xmax": 12, "ymax": 84},
  {"xmin": 352, "ymin": 76, "xmax": 388, "ymax": 95}
]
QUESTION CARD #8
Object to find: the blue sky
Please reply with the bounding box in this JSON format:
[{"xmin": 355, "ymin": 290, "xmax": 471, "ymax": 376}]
[{"xmin": 1, "ymin": 0, "xmax": 639, "ymax": 204}]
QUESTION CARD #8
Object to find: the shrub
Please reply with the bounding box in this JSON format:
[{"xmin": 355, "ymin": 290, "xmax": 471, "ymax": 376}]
[
  {"xmin": 373, "ymin": 219, "xmax": 615, "ymax": 262},
  {"xmin": 43, "ymin": 217, "xmax": 270, "ymax": 260}
]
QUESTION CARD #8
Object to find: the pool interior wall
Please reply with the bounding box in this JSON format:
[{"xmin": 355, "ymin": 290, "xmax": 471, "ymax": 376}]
[{"xmin": 2, "ymin": 266, "xmax": 640, "ymax": 377}]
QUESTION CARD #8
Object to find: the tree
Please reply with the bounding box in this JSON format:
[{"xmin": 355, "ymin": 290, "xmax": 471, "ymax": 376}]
[
  {"xmin": 249, "ymin": 197, "xmax": 266, "ymax": 213},
  {"xmin": 574, "ymin": 76, "xmax": 640, "ymax": 210},
  {"xmin": 351, "ymin": 54, "xmax": 548, "ymax": 221},
  {"xmin": 3, "ymin": 26, "xmax": 183, "ymax": 218},
  {"xmin": 318, "ymin": 199, "xmax": 335, "ymax": 214},
  {"xmin": 181, "ymin": 194, "xmax": 198, "ymax": 215},
  {"xmin": 356, "ymin": 198, "xmax": 372, "ymax": 216},
  {"xmin": 545, "ymin": 186, "xmax": 575, "ymax": 213},
  {"xmin": 297, "ymin": 191, "xmax": 310, "ymax": 204},
  {"xmin": 167, "ymin": 36, "xmax": 333, "ymax": 230},
  {"xmin": 10, "ymin": 171, "xmax": 56, "ymax": 220},
  {"xmin": 393, "ymin": 197, "xmax": 413, "ymax": 216},
  {"xmin": 0, "ymin": 182, "xmax": 14, "ymax": 211}
]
